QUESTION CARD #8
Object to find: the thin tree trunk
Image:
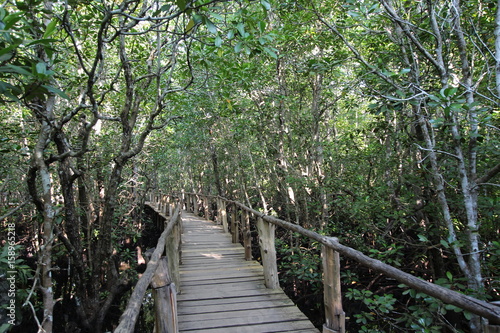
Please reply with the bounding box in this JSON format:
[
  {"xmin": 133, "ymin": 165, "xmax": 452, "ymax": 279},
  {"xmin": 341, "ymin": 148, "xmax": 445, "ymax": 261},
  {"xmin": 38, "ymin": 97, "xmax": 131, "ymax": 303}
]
[
  {"xmin": 31, "ymin": 96, "xmax": 56, "ymax": 333},
  {"xmin": 495, "ymin": 0, "xmax": 500, "ymax": 97}
]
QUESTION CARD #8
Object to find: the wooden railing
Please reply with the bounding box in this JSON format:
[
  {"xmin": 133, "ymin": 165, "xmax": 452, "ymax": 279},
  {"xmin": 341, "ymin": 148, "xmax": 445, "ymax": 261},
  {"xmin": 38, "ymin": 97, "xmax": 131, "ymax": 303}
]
[
  {"xmin": 180, "ymin": 192, "xmax": 500, "ymax": 333},
  {"xmin": 114, "ymin": 195, "xmax": 182, "ymax": 333}
]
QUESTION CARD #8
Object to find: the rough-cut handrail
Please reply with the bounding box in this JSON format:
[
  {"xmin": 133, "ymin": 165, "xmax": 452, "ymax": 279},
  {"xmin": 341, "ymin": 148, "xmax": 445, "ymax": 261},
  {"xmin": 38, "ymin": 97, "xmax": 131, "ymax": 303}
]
[
  {"xmin": 182, "ymin": 192, "xmax": 500, "ymax": 325},
  {"xmin": 114, "ymin": 202, "xmax": 181, "ymax": 333}
]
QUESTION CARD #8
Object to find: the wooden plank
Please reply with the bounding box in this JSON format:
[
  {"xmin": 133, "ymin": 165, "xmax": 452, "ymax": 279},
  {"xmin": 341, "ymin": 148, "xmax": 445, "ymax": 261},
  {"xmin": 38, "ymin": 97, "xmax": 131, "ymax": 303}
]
[
  {"xmin": 178, "ymin": 300, "xmax": 296, "ymax": 314},
  {"xmin": 178, "ymin": 302, "xmax": 311, "ymax": 320},
  {"xmin": 178, "ymin": 323, "xmax": 318, "ymax": 333},
  {"xmin": 177, "ymin": 287, "xmax": 286, "ymax": 302},
  {"xmin": 177, "ymin": 293, "xmax": 293, "ymax": 308},
  {"xmin": 180, "ymin": 271, "xmax": 264, "ymax": 282},
  {"xmin": 179, "ymin": 319, "xmax": 318, "ymax": 332},
  {"xmin": 179, "ymin": 307, "xmax": 312, "ymax": 324},
  {"xmin": 180, "ymin": 265, "xmax": 263, "ymax": 275}
]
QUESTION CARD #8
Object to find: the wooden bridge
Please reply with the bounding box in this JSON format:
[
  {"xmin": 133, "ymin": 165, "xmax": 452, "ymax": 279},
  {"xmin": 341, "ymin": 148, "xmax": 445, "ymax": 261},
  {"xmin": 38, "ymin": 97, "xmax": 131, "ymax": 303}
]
[{"xmin": 114, "ymin": 192, "xmax": 500, "ymax": 333}]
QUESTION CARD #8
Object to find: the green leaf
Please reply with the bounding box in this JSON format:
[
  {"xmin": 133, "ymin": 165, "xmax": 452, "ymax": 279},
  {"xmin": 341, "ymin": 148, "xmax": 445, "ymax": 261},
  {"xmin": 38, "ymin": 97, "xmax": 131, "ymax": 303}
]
[
  {"xmin": 0, "ymin": 53, "xmax": 13, "ymax": 62},
  {"xmin": 26, "ymin": 38, "xmax": 58, "ymax": 47},
  {"xmin": 42, "ymin": 85, "xmax": 69, "ymax": 99},
  {"xmin": 446, "ymin": 271, "xmax": 453, "ymax": 281},
  {"xmin": 417, "ymin": 234, "xmax": 428, "ymax": 242},
  {"xmin": 209, "ymin": 12, "xmax": 223, "ymax": 21},
  {"xmin": 428, "ymin": 94, "xmax": 441, "ymax": 103},
  {"xmin": 43, "ymin": 19, "xmax": 58, "ymax": 39},
  {"xmin": 161, "ymin": 4, "xmax": 171, "ymax": 12},
  {"xmin": 258, "ymin": 21, "xmax": 266, "ymax": 33},
  {"xmin": 440, "ymin": 87, "xmax": 457, "ymax": 98},
  {"xmin": 260, "ymin": 0, "xmax": 271, "ymax": 10},
  {"xmin": 192, "ymin": 14, "xmax": 203, "ymax": 24},
  {"xmin": 3, "ymin": 12, "xmax": 22, "ymax": 30},
  {"xmin": 176, "ymin": 0, "xmax": 187, "ymax": 11},
  {"xmin": 36, "ymin": 62, "xmax": 47, "ymax": 76},
  {"xmin": 263, "ymin": 47, "xmax": 278, "ymax": 59},
  {"xmin": 234, "ymin": 42, "xmax": 243, "ymax": 53},
  {"xmin": 185, "ymin": 19, "xmax": 195, "ymax": 33},
  {"xmin": 0, "ymin": 64, "xmax": 32, "ymax": 76},
  {"xmin": 440, "ymin": 239, "xmax": 449, "ymax": 249},
  {"xmin": 236, "ymin": 23, "xmax": 246, "ymax": 37},
  {"xmin": 214, "ymin": 35, "xmax": 222, "ymax": 47},
  {"xmin": 0, "ymin": 44, "xmax": 19, "ymax": 57},
  {"xmin": 1, "ymin": 322, "xmax": 12, "ymax": 333},
  {"xmin": 205, "ymin": 19, "xmax": 217, "ymax": 34}
]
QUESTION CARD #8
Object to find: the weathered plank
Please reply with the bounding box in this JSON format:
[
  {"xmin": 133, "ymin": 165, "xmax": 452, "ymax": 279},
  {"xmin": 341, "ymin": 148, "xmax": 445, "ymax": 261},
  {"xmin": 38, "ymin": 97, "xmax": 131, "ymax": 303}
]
[{"xmin": 177, "ymin": 212, "xmax": 319, "ymax": 333}]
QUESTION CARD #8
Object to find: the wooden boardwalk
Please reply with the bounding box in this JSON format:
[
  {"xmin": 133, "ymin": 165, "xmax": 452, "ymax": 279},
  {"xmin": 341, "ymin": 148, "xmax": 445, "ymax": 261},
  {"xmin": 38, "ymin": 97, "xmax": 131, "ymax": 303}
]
[{"xmin": 177, "ymin": 211, "xmax": 320, "ymax": 333}]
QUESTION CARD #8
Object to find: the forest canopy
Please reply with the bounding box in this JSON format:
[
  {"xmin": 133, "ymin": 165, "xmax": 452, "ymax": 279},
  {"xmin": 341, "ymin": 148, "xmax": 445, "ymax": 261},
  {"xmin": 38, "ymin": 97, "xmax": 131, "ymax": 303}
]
[{"xmin": 0, "ymin": 0, "xmax": 499, "ymax": 332}]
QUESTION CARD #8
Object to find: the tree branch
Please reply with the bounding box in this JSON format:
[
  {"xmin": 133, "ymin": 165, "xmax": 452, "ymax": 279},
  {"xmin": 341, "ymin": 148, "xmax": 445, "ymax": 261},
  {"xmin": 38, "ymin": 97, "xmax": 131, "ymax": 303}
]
[
  {"xmin": 476, "ymin": 161, "xmax": 500, "ymax": 184},
  {"xmin": 0, "ymin": 200, "xmax": 29, "ymax": 221}
]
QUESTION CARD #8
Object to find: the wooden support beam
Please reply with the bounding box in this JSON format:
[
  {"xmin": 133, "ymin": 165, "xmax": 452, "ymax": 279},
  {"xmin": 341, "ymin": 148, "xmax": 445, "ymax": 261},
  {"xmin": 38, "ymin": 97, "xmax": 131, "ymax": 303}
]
[
  {"xmin": 242, "ymin": 210, "xmax": 252, "ymax": 261},
  {"xmin": 181, "ymin": 191, "xmax": 186, "ymax": 211},
  {"xmin": 231, "ymin": 204, "xmax": 238, "ymax": 243},
  {"xmin": 189, "ymin": 194, "xmax": 193, "ymax": 213},
  {"xmin": 158, "ymin": 196, "xmax": 163, "ymax": 216},
  {"xmin": 164, "ymin": 195, "xmax": 169, "ymax": 216},
  {"xmin": 216, "ymin": 197, "xmax": 221, "ymax": 225},
  {"xmin": 484, "ymin": 325, "xmax": 500, "ymax": 333},
  {"xmin": 485, "ymin": 302, "xmax": 500, "ymax": 331},
  {"xmin": 166, "ymin": 213, "xmax": 182, "ymax": 292},
  {"xmin": 256, "ymin": 217, "xmax": 279, "ymax": 289},
  {"xmin": 322, "ymin": 245, "xmax": 345, "ymax": 333},
  {"xmin": 193, "ymin": 194, "xmax": 199, "ymax": 216},
  {"xmin": 203, "ymin": 196, "xmax": 209, "ymax": 220},
  {"xmin": 221, "ymin": 199, "xmax": 228, "ymax": 233},
  {"xmin": 169, "ymin": 201, "xmax": 174, "ymax": 217},
  {"xmin": 184, "ymin": 194, "xmax": 190, "ymax": 213},
  {"xmin": 152, "ymin": 257, "xmax": 178, "ymax": 333}
]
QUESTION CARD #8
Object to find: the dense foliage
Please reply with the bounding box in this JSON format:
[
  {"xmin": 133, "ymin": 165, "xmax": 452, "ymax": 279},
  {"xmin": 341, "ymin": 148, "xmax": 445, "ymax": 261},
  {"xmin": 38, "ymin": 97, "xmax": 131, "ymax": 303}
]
[{"xmin": 0, "ymin": 0, "xmax": 499, "ymax": 332}]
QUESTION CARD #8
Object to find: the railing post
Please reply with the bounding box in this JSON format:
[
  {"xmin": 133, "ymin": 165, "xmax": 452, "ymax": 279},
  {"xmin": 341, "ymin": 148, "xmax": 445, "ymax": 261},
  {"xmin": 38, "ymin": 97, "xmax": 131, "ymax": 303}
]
[
  {"xmin": 167, "ymin": 195, "xmax": 172, "ymax": 216},
  {"xmin": 242, "ymin": 210, "xmax": 252, "ymax": 261},
  {"xmin": 162, "ymin": 195, "xmax": 168, "ymax": 216},
  {"xmin": 220, "ymin": 199, "xmax": 228, "ymax": 233},
  {"xmin": 159, "ymin": 195, "xmax": 164, "ymax": 215},
  {"xmin": 203, "ymin": 196, "xmax": 210, "ymax": 220},
  {"xmin": 193, "ymin": 194, "xmax": 199, "ymax": 216},
  {"xmin": 256, "ymin": 217, "xmax": 279, "ymax": 289},
  {"xmin": 165, "ymin": 210, "xmax": 181, "ymax": 292},
  {"xmin": 322, "ymin": 243, "xmax": 345, "ymax": 333},
  {"xmin": 231, "ymin": 204, "xmax": 238, "ymax": 243},
  {"xmin": 169, "ymin": 198, "xmax": 175, "ymax": 217},
  {"xmin": 184, "ymin": 194, "xmax": 189, "ymax": 213},
  {"xmin": 156, "ymin": 194, "xmax": 163, "ymax": 229},
  {"xmin": 186, "ymin": 194, "xmax": 193, "ymax": 213},
  {"xmin": 152, "ymin": 257, "xmax": 178, "ymax": 333},
  {"xmin": 485, "ymin": 325, "xmax": 500, "ymax": 333},
  {"xmin": 216, "ymin": 197, "xmax": 221, "ymax": 225},
  {"xmin": 181, "ymin": 190, "xmax": 186, "ymax": 210},
  {"xmin": 484, "ymin": 302, "xmax": 500, "ymax": 332}
]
